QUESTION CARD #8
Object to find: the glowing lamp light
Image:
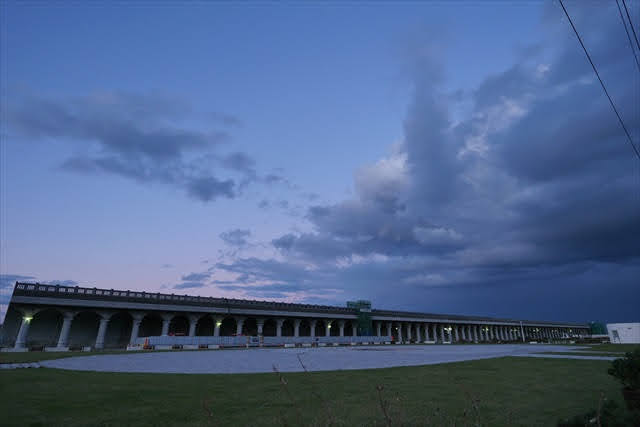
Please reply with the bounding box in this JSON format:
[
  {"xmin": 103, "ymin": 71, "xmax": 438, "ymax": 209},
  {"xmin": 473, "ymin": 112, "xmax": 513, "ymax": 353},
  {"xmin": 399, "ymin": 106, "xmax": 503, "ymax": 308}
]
[
  {"xmin": 23, "ymin": 316, "xmax": 33, "ymax": 322},
  {"xmin": 328, "ymin": 324, "xmax": 332, "ymax": 328},
  {"xmin": 216, "ymin": 321, "xmax": 222, "ymax": 327}
]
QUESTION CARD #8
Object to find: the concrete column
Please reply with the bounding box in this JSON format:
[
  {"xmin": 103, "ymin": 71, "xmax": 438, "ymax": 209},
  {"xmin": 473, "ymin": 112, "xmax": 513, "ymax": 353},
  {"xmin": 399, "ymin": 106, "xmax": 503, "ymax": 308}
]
[
  {"xmin": 325, "ymin": 321, "xmax": 331, "ymax": 336},
  {"xmin": 310, "ymin": 320, "xmax": 317, "ymax": 337},
  {"xmin": 94, "ymin": 313, "xmax": 112, "ymax": 349},
  {"xmin": 406, "ymin": 323, "xmax": 412, "ymax": 342},
  {"xmin": 14, "ymin": 313, "xmax": 34, "ymax": 349},
  {"xmin": 425, "ymin": 324, "xmax": 431, "ymax": 341},
  {"xmin": 56, "ymin": 312, "xmax": 75, "ymax": 347},
  {"xmin": 161, "ymin": 314, "xmax": 172, "ymax": 336},
  {"xmin": 386, "ymin": 322, "xmax": 392, "ymax": 337},
  {"xmin": 275, "ymin": 318, "xmax": 284, "ymax": 337},
  {"xmin": 352, "ymin": 322, "xmax": 357, "ymax": 337},
  {"xmin": 214, "ymin": 317, "xmax": 222, "ymax": 336},
  {"xmin": 236, "ymin": 317, "xmax": 245, "ymax": 335},
  {"xmin": 396, "ymin": 323, "xmax": 403, "ymax": 342},
  {"xmin": 431, "ymin": 324, "xmax": 437, "ymax": 342},
  {"xmin": 460, "ymin": 325, "xmax": 466, "ymax": 341},
  {"xmin": 454, "ymin": 325, "xmax": 459, "ymax": 342},
  {"xmin": 256, "ymin": 318, "xmax": 265, "ymax": 336},
  {"xmin": 188, "ymin": 315, "xmax": 199, "ymax": 337},
  {"xmin": 129, "ymin": 314, "xmax": 144, "ymax": 345},
  {"xmin": 490, "ymin": 326, "xmax": 495, "ymax": 340},
  {"xmin": 293, "ymin": 319, "xmax": 301, "ymax": 337},
  {"xmin": 473, "ymin": 325, "xmax": 479, "ymax": 343},
  {"xmin": 440, "ymin": 325, "xmax": 445, "ymax": 343},
  {"xmin": 416, "ymin": 324, "xmax": 422, "ymax": 342},
  {"xmin": 338, "ymin": 320, "xmax": 345, "ymax": 337},
  {"xmin": 376, "ymin": 322, "xmax": 382, "ymax": 337}
]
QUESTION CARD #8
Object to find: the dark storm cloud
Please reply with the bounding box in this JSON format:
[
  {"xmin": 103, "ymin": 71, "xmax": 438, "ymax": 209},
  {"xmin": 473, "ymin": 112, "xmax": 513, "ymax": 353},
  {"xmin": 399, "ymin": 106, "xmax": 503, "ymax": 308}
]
[
  {"xmin": 219, "ymin": 229, "xmax": 252, "ymax": 247},
  {"xmin": 5, "ymin": 91, "xmax": 264, "ymax": 202},
  {"xmin": 217, "ymin": 283, "xmax": 305, "ymax": 294},
  {"xmin": 173, "ymin": 281, "xmax": 207, "ymax": 290},
  {"xmin": 217, "ymin": 5, "xmax": 640, "ymax": 322},
  {"xmin": 0, "ymin": 274, "xmax": 78, "ymax": 289},
  {"xmin": 0, "ymin": 274, "xmax": 35, "ymax": 289},
  {"xmin": 186, "ymin": 176, "xmax": 235, "ymax": 202},
  {"xmin": 214, "ymin": 257, "xmax": 312, "ymax": 285},
  {"xmin": 221, "ymin": 152, "xmax": 257, "ymax": 179},
  {"xmin": 41, "ymin": 280, "xmax": 79, "ymax": 287},
  {"xmin": 181, "ymin": 272, "xmax": 211, "ymax": 282}
]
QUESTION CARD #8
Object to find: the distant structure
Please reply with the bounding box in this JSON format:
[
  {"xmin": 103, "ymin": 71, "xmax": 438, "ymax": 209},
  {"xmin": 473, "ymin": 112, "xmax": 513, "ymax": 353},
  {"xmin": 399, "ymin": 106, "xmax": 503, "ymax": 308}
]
[
  {"xmin": 607, "ymin": 323, "xmax": 640, "ymax": 344},
  {"xmin": 1, "ymin": 282, "xmax": 590, "ymax": 352}
]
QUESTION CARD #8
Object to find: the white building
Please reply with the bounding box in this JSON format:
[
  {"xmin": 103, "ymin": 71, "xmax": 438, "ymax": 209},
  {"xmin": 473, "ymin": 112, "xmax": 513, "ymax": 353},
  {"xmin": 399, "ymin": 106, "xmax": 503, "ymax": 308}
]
[{"xmin": 607, "ymin": 323, "xmax": 640, "ymax": 344}]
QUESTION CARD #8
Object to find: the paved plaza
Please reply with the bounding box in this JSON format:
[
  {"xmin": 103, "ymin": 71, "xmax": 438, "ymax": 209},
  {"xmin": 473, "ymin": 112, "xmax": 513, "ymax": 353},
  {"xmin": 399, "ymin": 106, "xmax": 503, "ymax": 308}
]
[{"xmin": 39, "ymin": 344, "xmax": 614, "ymax": 374}]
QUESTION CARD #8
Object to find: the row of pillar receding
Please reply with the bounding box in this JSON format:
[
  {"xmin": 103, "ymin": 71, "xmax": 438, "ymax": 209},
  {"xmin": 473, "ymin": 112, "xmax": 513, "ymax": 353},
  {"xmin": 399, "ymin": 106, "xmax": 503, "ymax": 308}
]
[{"xmin": 12, "ymin": 308, "xmax": 586, "ymax": 350}]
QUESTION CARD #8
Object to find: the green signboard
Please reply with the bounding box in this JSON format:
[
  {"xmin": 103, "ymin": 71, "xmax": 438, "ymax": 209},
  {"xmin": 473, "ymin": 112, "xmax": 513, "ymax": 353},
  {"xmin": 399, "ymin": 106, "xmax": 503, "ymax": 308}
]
[
  {"xmin": 589, "ymin": 322, "xmax": 607, "ymax": 335},
  {"xmin": 347, "ymin": 300, "xmax": 372, "ymax": 336}
]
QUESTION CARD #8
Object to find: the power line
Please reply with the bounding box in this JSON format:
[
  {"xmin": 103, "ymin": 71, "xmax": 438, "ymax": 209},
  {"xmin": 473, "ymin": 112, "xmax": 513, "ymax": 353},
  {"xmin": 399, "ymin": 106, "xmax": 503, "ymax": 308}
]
[
  {"xmin": 616, "ymin": 0, "xmax": 640, "ymax": 73},
  {"xmin": 622, "ymin": 0, "xmax": 640, "ymax": 52},
  {"xmin": 558, "ymin": 0, "xmax": 640, "ymax": 160}
]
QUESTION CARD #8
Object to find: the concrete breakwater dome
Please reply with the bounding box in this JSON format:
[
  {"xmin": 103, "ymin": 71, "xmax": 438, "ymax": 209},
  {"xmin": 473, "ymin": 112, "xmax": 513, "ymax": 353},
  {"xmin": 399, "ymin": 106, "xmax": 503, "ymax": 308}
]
[{"xmin": 2, "ymin": 282, "xmax": 589, "ymax": 351}]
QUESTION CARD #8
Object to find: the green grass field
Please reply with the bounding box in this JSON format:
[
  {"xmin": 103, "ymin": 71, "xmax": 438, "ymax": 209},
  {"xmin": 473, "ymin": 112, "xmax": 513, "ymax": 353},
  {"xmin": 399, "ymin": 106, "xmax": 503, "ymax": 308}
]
[
  {"xmin": 0, "ymin": 357, "xmax": 628, "ymax": 426},
  {"xmin": 575, "ymin": 343, "xmax": 640, "ymax": 353}
]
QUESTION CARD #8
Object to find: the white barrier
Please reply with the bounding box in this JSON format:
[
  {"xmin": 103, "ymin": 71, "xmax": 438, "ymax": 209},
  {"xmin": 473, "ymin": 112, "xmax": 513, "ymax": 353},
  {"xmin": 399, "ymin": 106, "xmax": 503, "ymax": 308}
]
[{"xmin": 135, "ymin": 335, "xmax": 393, "ymax": 348}]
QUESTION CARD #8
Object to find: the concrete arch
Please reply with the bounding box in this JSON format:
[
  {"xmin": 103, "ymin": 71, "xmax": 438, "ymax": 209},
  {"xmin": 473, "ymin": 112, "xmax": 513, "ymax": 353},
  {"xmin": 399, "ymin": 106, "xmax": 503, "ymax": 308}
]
[
  {"xmin": 68, "ymin": 311, "xmax": 101, "ymax": 348},
  {"xmin": 263, "ymin": 318, "xmax": 277, "ymax": 336},
  {"xmin": 26, "ymin": 307, "xmax": 64, "ymax": 347},
  {"xmin": 169, "ymin": 314, "xmax": 189, "ymax": 336},
  {"xmin": 196, "ymin": 315, "xmax": 214, "ymax": 336},
  {"xmin": 281, "ymin": 319, "xmax": 294, "ymax": 336},
  {"xmin": 343, "ymin": 321, "xmax": 354, "ymax": 336},
  {"xmin": 298, "ymin": 319, "xmax": 311, "ymax": 336},
  {"xmin": 315, "ymin": 319, "xmax": 326, "ymax": 337},
  {"xmin": 329, "ymin": 320, "xmax": 340, "ymax": 336},
  {"xmin": 104, "ymin": 311, "xmax": 132, "ymax": 348},
  {"xmin": 242, "ymin": 317, "xmax": 258, "ymax": 336},
  {"xmin": 139, "ymin": 312, "xmax": 163, "ymax": 337},
  {"xmin": 219, "ymin": 317, "xmax": 237, "ymax": 336}
]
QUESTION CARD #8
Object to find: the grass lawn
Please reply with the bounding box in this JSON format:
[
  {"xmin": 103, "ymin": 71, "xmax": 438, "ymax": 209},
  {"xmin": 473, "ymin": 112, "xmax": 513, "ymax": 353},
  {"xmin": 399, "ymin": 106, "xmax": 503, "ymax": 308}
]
[
  {"xmin": 536, "ymin": 343, "xmax": 640, "ymax": 357},
  {"xmin": 537, "ymin": 351, "xmax": 622, "ymax": 357},
  {"xmin": 0, "ymin": 357, "xmax": 627, "ymax": 426},
  {"xmin": 578, "ymin": 343, "xmax": 640, "ymax": 353}
]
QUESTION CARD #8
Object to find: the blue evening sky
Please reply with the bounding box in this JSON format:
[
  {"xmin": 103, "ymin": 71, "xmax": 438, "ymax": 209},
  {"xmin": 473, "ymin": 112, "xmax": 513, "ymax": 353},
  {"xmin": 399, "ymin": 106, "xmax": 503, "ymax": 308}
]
[{"xmin": 2, "ymin": 2, "xmax": 638, "ymax": 323}]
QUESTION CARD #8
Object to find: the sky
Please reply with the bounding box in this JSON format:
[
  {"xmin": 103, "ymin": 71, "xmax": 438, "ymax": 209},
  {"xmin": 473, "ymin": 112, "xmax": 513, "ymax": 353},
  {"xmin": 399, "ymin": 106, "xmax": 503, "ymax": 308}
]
[{"xmin": 1, "ymin": 1, "xmax": 639, "ymax": 324}]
